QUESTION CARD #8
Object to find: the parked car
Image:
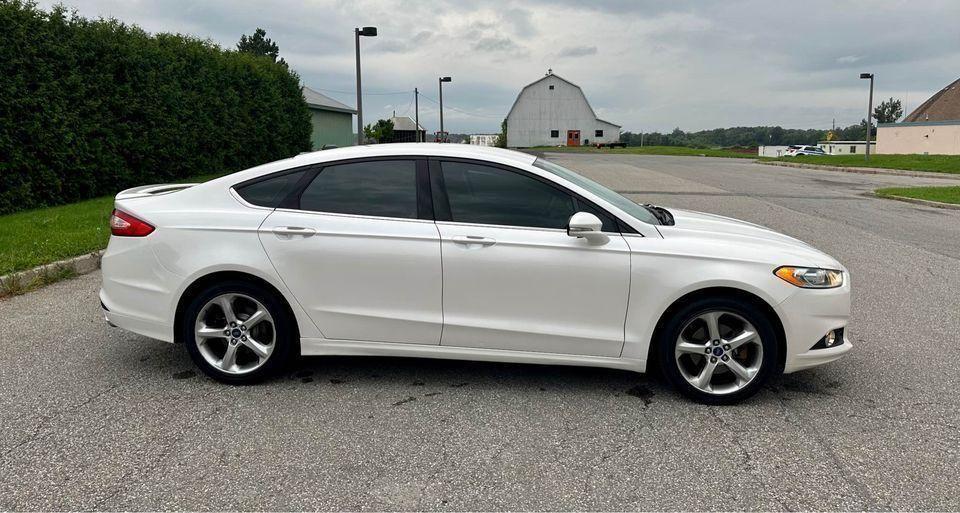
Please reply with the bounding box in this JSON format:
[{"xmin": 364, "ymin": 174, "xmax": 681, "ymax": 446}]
[
  {"xmin": 101, "ymin": 144, "xmax": 851, "ymax": 404},
  {"xmin": 784, "ymin": 145, "xmax": 827, "ymax": 156}
]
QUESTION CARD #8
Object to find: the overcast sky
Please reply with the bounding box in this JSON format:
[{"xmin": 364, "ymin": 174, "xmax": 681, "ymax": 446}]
[{"xmin": 40, "ymin": 0, "xmax": 960, "ymax": 134}]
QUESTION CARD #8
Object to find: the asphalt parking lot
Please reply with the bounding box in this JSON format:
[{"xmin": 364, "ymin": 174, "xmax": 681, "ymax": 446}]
[{"xmin": 2, "ymin": 154, "xmax": 959, "ymax": 511}]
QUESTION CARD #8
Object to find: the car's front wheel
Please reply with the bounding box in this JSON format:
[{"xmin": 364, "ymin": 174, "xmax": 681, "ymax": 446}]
[
  {"xmin": 657, "ymin": 297, "xmax": 779, "ymax": 404},
  {"xmin": 181, "ymin": 280, "xmax": 296, "ymax": 384}
]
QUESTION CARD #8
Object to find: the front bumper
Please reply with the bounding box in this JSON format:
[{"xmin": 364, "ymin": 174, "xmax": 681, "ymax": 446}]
[
  {"xmin": 786, "ymin": 334, "xmax": 853, "ymax": 373},
  {"xmin": 775, "ymin": 274, "xmax": 853, "ymax": 374}
]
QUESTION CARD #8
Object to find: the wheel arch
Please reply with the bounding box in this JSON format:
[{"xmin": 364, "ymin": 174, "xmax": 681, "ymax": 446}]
[
  {"xmin": 173, "ymin": 270, "xmax": 301, "ymax": 349},
  {"xmin": 646, "ymin": 286, "xmax": 787, "ymax": 373}
]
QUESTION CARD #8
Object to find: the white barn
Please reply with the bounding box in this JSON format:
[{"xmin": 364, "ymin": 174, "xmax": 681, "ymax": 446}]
[{"xmin": 506, "ymin": 70, "xmax": 621, "ymax": 148}]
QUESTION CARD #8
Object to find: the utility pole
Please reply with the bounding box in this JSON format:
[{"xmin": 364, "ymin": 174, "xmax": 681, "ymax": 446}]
[
  {"xmin": 414, "ymin": 88, "xmax": 420, "ymax": 142},
  {"xmin": 354, "ymin": 26, "xmax": 377, "ymax": 145},
  {"xmin": 860, "ymin": 73, "xmax": 874, "ymax": 160}
]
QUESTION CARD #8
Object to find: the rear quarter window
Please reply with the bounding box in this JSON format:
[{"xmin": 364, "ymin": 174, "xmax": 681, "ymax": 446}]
[{"xmin": 234, "ymin": 170, "xmax": 307, "ymax": 207}]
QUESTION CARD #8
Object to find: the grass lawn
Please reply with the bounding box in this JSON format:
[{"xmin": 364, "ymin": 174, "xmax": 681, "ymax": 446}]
[
  {"xmin": 0, "ymin": 172, "xmax": 227, "ymax": 277},
  {"xmin": 530, "ymin": 145, "xmax": 757, "ymax": 159},
  {"xmin": 764, "ymin": 154, "xmax": 960, "ymax": 174},
  {"xmin": 874, "ymin": 186, "xmax": 960, "ymax": 205}
]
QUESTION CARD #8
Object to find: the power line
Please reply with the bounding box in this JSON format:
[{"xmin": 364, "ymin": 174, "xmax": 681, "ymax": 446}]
[
  {"xmin": 310, "ymin": 86, "xmax": 410, "ymax": 96},
  {"xmin": 417, "ymin": 93, "xmax": 503, "ymax": 119}
]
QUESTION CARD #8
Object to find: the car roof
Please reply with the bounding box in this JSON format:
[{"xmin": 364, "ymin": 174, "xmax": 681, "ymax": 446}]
[
  {"xmin": 293, "ymin": 143, "xmax": 535, "ymax": 167},
  {"xmin": 223, "ymin": 143, "xmax": 538, "ymax": 184}
]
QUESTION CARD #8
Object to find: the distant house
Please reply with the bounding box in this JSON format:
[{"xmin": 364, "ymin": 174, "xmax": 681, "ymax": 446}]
[
  {"xmin": 468, "ymin": 134, "xmax": 498, "ymax": 147},
  {"xmin": 877, "ymin": 78, "xmax": 960, "ymax": 155},
  {"xmin": 817, "ymin": 140, "xmax": 875, "ymax": 155},
  {"xmin": 505, "ymin": 70, "xmax": 620, "ymax": 148},
  {"xmin": 302, "ymin": 86, "xmax": 356, "ymax": 149},
  {"xmin": 383, "ymin": 116, "xmax": 426, "ymax": 143}
]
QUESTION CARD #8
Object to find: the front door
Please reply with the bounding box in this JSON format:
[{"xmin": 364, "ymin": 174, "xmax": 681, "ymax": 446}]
[
  {"xmin": 259, "ymin": 159, "xmax": 442, "ymax": 345},
  {"xmin": 566, "ymin": 130, "xmax": 581, "ymax": 147},
  {"xmin": 431, "ymin": 159, "xmax": 630, "ymax": 357}
]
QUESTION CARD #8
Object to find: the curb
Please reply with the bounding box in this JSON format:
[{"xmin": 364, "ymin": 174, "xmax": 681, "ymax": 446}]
[
  {"xmin": 759, "ymin": 161, "xmax": 960, "ymax": 181},
  {"xmin": 871, "ymin": 192, "xmax": 960, "ymax": 211},
  {"xmin": 0, "ymin": 250, "xmax": 103, "ymax": 297}
]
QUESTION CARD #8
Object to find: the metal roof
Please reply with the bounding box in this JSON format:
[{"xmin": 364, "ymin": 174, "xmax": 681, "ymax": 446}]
[
  {"xmin": 505, "ymin": 72, "xmax": 621, "ymax": 128},
  {"xmin": 302, "ymin": 86, "xmax": 356, "ymax": 114},
  {"xmin": 904, "ymin": 78, "xmax": 960, "ymax": 123},
  {"xmin": 389, "ymin": 116, "xmax": 425, "ymax": 132}
]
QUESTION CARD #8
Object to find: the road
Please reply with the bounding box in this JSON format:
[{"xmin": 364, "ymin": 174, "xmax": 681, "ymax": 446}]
[{"xmin": 2, "ymin": 155, "xmax": 959, "ymax": 511}]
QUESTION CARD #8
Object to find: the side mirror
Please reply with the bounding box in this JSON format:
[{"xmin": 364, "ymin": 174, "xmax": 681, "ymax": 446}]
[{"xmin": 567, "ymin": 212, "xmax": 606, "ymax": 243}]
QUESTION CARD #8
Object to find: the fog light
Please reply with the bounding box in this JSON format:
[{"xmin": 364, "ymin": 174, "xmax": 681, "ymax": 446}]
[{"xmin": 824, "ymin": 330, "xmax": 837, "ymax": 347}]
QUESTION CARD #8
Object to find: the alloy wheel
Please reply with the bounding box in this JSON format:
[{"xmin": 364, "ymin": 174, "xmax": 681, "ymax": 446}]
[
  {"xmin": 674, "ymin": 310, "xmax": 764, "ymax": 395},
  {"xmin": 194, "ymin": 293, "xmax": 276, "ymax": 375}
]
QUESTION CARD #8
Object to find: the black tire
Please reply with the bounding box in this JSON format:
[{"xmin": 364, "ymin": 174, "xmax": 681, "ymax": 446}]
[
  {"xmin": 656, "ymin": 296, "xmax": 779, "ymax": 405},
  {"xmin": 181, "ymin": 280, "xmax": 297, "ymax": 384}
]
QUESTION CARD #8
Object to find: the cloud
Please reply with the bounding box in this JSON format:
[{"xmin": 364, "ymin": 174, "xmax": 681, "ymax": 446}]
[
  {"xmin": 472, "ymin": 36, "xmax": 520, "ymax": 52},
  {"xmin": 33, "ymin": 0, "xmax": 960, "ymax": 133},
  {"xmin": 835, "ymin": 55, "xmax": 862, "ymax": 64},
  {"xmin": 558, "ymin": 45, "xmax": 598, "ymax": 58}
]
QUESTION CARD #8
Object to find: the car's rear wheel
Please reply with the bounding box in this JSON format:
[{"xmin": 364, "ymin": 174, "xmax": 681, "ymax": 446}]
[
  {"xmin": 181, "ymin": 280, "xmax": 295, "ymax": 384},
  {"xmin": 657, "ymin": 297, "xmax": 779, "ymax": 404}
]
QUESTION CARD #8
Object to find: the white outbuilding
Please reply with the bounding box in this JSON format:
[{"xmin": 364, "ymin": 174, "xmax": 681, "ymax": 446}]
[{"xmin": 505, "ymin": 70, "xmax": 621, "ymax": 148}]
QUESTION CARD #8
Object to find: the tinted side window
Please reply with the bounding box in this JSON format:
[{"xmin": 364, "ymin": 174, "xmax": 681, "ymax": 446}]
[
  {"xmin": 235, "ymin": 170, "xmax": 306, "ymax": 207},
  {"xmin": 299, "ymin": 160, "xmax": 417, "ymax": 219},
  {"xmin": 439, "ymin": 161, "xmax": 576, "ymax": 229}
]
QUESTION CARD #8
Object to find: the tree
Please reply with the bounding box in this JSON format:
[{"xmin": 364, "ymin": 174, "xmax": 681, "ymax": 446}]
[
  {"xmin": 237, "ymin": 28, "xmax": 285, "ymax": 66},
  {"xmin": 873, "ymin": 97, "xmax": 903, "ymax": 124},
  {"xmin": 363, "ymin": 119, "xmax": 394, "ymax": 143},
  {"xmin": 494, "ymin": 119, "xmax": 508, "ymax": 148}
]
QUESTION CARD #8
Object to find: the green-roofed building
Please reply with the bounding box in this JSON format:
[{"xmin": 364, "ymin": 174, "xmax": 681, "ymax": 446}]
[{"xmin": 302, "ymin": 86, "xmax": 356, "ymax": 149}]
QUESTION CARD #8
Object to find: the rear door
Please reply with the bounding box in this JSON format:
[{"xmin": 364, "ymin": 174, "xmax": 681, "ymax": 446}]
[
  {"xmin": 430, "ymin": 159, "xmax": 631, "ymax": 357},
  {"xmin": 257, "ymin": 158, "xmax": 443, "ymax": 345}
]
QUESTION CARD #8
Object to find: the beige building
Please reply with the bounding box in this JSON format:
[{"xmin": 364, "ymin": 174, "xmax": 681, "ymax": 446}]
[
  {"xmin": 877, "ymin": 78, "xmax": 960, "ymax": 155},
  {"xmin": 818, "ymin": 140, "xmax": 875, "ymax": 155}
]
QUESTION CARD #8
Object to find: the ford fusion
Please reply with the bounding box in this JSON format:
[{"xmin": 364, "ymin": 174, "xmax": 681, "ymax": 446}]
[{"xmin": 101, "ymin": 144, "xmax": 851, "ymax": 404}]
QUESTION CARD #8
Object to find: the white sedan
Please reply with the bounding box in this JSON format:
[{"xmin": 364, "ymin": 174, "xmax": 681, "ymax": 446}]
[
  {"xmin": 784, "ymin": 145, "xmax": 828, "ymax": 157},
  {"xmin": 101, "ymin": 144, "xmax": 851, "ymax": 404}
]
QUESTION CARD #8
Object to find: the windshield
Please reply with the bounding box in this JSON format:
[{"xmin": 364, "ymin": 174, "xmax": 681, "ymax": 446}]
[{"xmin": 533, "ymin": 158, "xmax": 662, "ymax": 225}]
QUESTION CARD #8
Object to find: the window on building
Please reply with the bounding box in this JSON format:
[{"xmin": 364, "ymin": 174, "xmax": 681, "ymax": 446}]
[
  {"xmin": 299, "ymin": 160, "xmax": 418, "ymax": 219},
  {"xmin": 549, "ymin": 85, "xmax": 555, "ymax": 90},
  {"xmin": 850, "ymin": 146, "xmax": 856, "ymax": 153},
  {"xmin": 595, "ymin": 130, "xmax": 604, "ymax": 137},
  {"xmin": 550, "ymin": 130, "xmax": 559, "ymax": 138}
]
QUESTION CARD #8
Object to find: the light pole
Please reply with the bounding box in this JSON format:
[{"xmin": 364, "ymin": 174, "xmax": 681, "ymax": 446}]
[
  {"xmin": 354, "ymin": 26, "xmax": 377, "ymax": 145},
  {"xmin": 439, "ymin": 76, "xmax": 451, "ymax": 142},
  {"xmin": 414, "ymin": 88, "xmax": 420, "ymax": 142},
  {"xmin": 860, "ymin": 72, "xmax": 874, "ymax": 160}
]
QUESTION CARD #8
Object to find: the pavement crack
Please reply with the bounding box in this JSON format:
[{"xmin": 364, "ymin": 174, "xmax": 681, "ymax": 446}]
[
  {"xmin": 1, "ymin": 383, "xmax": 121, "ymax": 458},
  {"xmin": 93, "ymin": 400, "xmax": 223, "ymax": 509},
  {"xmin": 768, "ymin": 387, "xmax": 890, "ymax": 511}
]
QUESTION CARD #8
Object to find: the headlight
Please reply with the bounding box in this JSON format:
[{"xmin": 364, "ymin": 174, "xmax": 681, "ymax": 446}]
[{"xmin": 774, "ymin": 266, "xmax": 843, "ymax": 288}]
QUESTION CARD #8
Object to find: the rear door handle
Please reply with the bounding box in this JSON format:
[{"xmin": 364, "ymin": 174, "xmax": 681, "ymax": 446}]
[
  {"xmin": 451, "ymin": 235, "xmax": 496, "ymax": 247},
  {"xmin": 272, "ymin": 226, "xmax": 317, "ymax": 238}
]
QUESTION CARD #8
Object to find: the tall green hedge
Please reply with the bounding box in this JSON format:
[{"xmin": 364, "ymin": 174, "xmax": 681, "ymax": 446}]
[{"xmin": 0, "ymin": 1, "xmax": 311, "ymax": 215}]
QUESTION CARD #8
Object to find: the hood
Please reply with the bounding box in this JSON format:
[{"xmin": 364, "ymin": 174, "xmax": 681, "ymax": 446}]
[{"xmin": 659, "ymin": 208, "xmax": 841, "ymax": 269}]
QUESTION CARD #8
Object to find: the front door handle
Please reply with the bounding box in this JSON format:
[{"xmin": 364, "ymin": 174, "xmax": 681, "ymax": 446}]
[
  {"xmin": 272, "ymin": 226, "xmax": 317, "ymax": 238},
  {"xmin": 451, "ymin": 235, "xmax": 496, "ymax": 247}
]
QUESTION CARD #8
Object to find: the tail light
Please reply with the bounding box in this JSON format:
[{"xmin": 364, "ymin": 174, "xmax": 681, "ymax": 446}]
[{"xmin": 110, "ymin": 209, "xmax": 155, "ymax": 237}]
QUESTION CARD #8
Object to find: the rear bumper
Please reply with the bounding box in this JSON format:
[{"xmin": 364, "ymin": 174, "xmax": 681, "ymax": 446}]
[
  {"xmin": 99, "ymin": 235, "xmax": 179, "ymax": 343},
  {"xmin": 101, "ymin": 293, "xmax": 174, "ymax": 342}
]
